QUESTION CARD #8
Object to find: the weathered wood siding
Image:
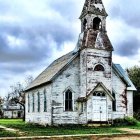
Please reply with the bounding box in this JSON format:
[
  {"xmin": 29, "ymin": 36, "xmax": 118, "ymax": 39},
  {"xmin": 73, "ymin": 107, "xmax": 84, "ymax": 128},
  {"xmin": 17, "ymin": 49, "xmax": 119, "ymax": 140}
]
[
  {"xmin": 25, "ymin": 84, "xmax": 52, "ymax": 125},
  {"xmin": 127, "ymin": 91, "xmax": 133, "ymax": 117},
  {"xmin": 51, "ymin": 57, "xmax": 80, "ymax": 124},
  {"xmin": 112, "ymin": 71, "xmax": 128, "ymax": 119},
  {"xmin": 80, "ymin": 49, "xmax": 112, "ymax": 97}
]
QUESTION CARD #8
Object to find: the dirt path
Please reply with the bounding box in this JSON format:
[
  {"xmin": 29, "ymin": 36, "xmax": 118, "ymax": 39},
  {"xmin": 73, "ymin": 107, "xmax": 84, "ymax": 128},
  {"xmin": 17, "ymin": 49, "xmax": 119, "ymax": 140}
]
[
  {"xmin": 99, "ymin": 136, "xmax": 140, "ymax": 140},
  {"xmin": 0, "ymin": 125, "xmax": 18, "ymax": 132},
  {"xmin": 118, "ymin": 128, "xmax": 140, "ymax": 134},
  {"xmin": 0, "ymin": 125, "xmax": 25, "ymax": 136}
]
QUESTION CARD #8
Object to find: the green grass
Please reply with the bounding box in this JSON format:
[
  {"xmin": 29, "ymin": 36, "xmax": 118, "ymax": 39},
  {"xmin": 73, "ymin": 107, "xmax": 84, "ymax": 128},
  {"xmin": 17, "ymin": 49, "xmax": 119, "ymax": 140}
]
[
  {"xmin": 0, "ymin": 119, "xmax": 123, "ymax": 137},
  {"xmin": 0, "ymin": 128, "xmax": 19, "ymax": 137},
  {"xmin": 127, "ymin": 121, "xmax": 140, "ymax": 130}
]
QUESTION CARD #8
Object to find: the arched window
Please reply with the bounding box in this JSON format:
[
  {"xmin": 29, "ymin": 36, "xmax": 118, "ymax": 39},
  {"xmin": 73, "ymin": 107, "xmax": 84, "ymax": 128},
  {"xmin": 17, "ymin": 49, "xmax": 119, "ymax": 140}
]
[
  {"xmin": 65, "ymin": 89, "xmax": 73, "ymax": 111},
  {"xmin": 94, "ymin": 64, "xmax": 105, "ymax": 71},
  {"xmin": 83, "ymin": 19, "xmax": 87, "ymax": 31},
  {"xmin": 93, "ymin": 17, "xmax": 101, "ymax": 30},
  {"xmin": 93, "ymin": 91, "xmax": 106, "ymax": 97},
  {"xmin": 112, "ymin": 92, "xmax": 116, "ymax": 111},
  {"xmin": 32, "ymin": 93, "xmax": 35, "ymax": 112},
  {"xmin": 37, "ymin": 92, "xmax": 40, "ymax": 112},
  {"xmin": 44, "ymin": 89, "xmax": 47, "ymax": 112},
  {"xmin": 28, "ymin": 94, "xmax": 30, "ymax": 113}
]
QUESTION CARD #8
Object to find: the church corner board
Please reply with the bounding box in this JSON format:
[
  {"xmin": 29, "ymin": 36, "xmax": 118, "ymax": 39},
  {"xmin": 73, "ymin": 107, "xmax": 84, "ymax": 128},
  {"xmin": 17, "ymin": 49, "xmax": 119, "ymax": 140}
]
[{"xmin": 24, "ymin": 0, "xmax": 136, "ymax": 125}]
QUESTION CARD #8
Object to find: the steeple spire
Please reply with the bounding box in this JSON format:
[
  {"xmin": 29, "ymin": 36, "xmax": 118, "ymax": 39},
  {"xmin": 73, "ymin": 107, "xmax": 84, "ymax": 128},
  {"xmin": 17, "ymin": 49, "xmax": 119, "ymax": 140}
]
[
  {"xmin": 80, "ymin": 0, "xmax": 107, "ymax": 19},
  {"xmin": 76, "ymin": 0, "xmax": 113, "ymax": 51}
]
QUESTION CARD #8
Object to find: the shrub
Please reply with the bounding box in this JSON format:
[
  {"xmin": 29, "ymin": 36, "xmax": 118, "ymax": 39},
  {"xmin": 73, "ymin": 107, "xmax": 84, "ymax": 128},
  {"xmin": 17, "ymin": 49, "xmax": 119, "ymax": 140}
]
[
  {"xmin": 113, "ymin": 117, "xmax": 138, "ymax": 126},
  {"xmin": 134, "ymin": 112, "xmax": 140, "ymax": 121}
]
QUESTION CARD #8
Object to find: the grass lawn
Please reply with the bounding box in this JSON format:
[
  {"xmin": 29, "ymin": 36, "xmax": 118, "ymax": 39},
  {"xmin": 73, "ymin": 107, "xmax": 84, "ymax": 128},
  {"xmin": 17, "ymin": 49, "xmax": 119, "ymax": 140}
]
[
  {"xmin": 127, "ymin": 122, "xmax": 140, "ymax": 129},
  {"xmin": 0, "ymin": 128, "xmax": 19, "ymax": 137},
  {"xmin": 0, "ymin": 119, "xmax": 123, "ymax": 137}
]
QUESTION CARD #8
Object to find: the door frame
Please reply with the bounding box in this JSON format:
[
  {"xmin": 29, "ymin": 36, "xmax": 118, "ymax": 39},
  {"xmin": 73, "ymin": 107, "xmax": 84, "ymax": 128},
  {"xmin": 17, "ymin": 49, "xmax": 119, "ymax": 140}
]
[{"xmin": 92, "ymin": 91, "xmax": 108, "ymax": 122}]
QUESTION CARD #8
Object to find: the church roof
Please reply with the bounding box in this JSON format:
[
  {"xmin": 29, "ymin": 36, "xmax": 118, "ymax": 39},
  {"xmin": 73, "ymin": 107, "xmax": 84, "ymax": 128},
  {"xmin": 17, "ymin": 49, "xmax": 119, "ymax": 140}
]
[
  {"xmin": 81, "ymin": 30, "xmax": 113, "ymax": 51},
  {"xmin": 80, "ymin": 0, "xmax": 107, "ymax": 19},
  {"xmin": 25, "ymin": 51, "xmax": 78, "ymax": 91},
  {"xmin": 113, "ymin": 64, "xmax": 136, "ymax": 91},
  {"xmin": 25, "ymin": 54, "xmax": 136, "ymax": 92}
]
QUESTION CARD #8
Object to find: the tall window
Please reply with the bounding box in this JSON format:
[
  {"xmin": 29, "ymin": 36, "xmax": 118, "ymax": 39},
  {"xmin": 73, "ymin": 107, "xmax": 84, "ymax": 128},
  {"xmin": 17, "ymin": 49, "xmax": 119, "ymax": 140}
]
[
  {"xmin": 65, "ymin": 90, "xmax": 73, "ymax": 111},
  {"xmin": 112, "ymin": 92, "xmax": 116, "ymax": 111},
  {"xmin": 37, "ymin": 92, "xmax": 40, "ymax": 112},
  {"xmin": 44, "ymin": 89, "xmax": 47, "ymax": 112},
  {"xmin": 94, "ymin": 64, "xmax": 105, "ymax": 71},
  {"xmin": 28, "ymin": 94, "xmax": 30, "ymax": 113},
  {"xmin": 32, "ymin": 94, "xmax": 35, "ymax": 112}
]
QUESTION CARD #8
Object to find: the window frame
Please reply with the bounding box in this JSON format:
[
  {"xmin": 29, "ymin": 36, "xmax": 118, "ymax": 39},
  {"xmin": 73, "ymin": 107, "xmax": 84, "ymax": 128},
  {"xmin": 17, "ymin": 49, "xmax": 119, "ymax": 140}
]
[
  {"xmin": 112, "ymin": 92, "xmax": 116, "ymax": 111},
  {"xmin": 32, "ymin": 93, "xmax": 35, "ymax": 112},
  {"xmin": 94, "ymin": 64, "xmax": 105, "ymax": 71},
  {"xmin": 37, "ymin": 92, "xmax": 40, "ymax": 112},
  {"xmin": 28, "ymin": 94, "xmax": 30, "ymax": 113},
  {"xmin": 44, "ymin": 89, "xmax": 47, "ymax": 112},
  {"xmin": 64, "ymin": 89, "xmax": 73, "ymax": 112}
]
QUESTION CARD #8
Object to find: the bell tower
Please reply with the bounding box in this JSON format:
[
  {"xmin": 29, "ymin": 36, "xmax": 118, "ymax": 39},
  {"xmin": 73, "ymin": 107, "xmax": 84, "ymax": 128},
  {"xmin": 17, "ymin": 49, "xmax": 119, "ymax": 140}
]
[
  {"xmin": 80, "ymin": 0, "xmax": 107, "ymax": 33},
  {"xmin": 79, "ymin": 0, "xmax": 113, "ymax": 97}
]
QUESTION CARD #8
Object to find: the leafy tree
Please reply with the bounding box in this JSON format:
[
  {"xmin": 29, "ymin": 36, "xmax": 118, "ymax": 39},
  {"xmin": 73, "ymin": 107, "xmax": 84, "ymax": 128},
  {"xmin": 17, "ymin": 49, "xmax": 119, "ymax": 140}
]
[
  {"xmin": 127, "ymin": 66, "xmax": 140, "ymax": 91},
  {"xmin": 127, "ymin": 66, "xmax": 140, "ymax": 114}
]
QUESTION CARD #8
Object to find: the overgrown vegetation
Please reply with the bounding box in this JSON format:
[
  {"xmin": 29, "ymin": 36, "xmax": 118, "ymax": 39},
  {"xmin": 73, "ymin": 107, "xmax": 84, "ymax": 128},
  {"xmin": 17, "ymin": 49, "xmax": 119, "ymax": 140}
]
[
  {"xmin": 127, "ymin": 66, "xmax": 140, "ymax": 119},
  {"xmin": 113, "ymin": 117, "xmax": 138, "ymax": 126}
]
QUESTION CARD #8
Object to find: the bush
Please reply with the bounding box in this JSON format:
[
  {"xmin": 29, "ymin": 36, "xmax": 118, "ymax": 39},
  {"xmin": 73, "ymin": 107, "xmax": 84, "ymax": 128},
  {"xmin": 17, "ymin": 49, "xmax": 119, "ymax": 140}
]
[
  {"xmin": 113, "ymin": 117, "xmax": 138, "ymax": 126},
  {"xmin": 134, "ymin": 112, "xmax": 140, "ymax": 121}
]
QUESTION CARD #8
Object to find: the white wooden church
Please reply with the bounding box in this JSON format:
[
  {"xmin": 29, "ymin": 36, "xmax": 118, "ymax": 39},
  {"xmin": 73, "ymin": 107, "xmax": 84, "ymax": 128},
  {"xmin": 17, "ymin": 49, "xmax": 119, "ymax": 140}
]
[{"xmin": 25, "ymin": 0, "xmax": 136, "ymax": 125}]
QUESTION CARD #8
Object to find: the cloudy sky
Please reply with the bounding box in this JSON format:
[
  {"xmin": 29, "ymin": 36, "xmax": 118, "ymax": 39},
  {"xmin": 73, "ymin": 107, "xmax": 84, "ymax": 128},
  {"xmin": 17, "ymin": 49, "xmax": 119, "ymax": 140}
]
[{"xmin": 0, "ymin": 0, "xmax": 140, "ymax": 97}]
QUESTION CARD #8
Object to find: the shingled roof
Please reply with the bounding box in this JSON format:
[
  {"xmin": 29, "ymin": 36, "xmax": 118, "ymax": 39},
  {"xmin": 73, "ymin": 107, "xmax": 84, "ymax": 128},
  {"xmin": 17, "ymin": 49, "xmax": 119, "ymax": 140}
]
[
  {"xmin": 25, "ymin": 51, "xmax": 78, "ymax": 91},
  {"xmin": 113, "ymin": 64, "xmax": 136, "ymax": 91},
  {"xmin": 81, "ymin": 30, "xmax": 113, "ymax": 51},
  {"xmin": 80, "ymin": 0, "xmax": 107, "ymax": 19}
]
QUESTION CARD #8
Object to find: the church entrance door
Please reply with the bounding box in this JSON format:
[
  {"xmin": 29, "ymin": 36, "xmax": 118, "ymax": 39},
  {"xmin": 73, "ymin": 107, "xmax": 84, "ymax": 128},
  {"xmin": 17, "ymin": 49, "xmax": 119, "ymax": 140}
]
[{"xmin": 92, "ymin": 92, "xmax": 107, "ymax": 122}]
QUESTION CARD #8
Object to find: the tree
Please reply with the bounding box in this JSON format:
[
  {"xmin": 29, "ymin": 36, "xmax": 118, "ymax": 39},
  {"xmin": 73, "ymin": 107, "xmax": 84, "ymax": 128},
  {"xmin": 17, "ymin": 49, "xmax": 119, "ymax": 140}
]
[
  {"xmin": 0, "ymin": 97, "xmax": 4, "ymax": 118},
  {"xmin": 127, "ymin": 66, "xmax": 140, "ymax": 92},
  {"xmin": 8, "ymin": 76, "xmax": 33, "ymax": 121},
  {"xmin": 127, "ymin": 66, "xmax": 140, "ymax": 114}
]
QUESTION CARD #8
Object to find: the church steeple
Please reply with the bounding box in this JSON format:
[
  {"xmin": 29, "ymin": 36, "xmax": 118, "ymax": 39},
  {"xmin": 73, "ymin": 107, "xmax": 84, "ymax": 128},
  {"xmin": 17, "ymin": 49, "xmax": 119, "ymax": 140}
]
[
  {"xmin": 80, "ymin": 0, "xmax": 108, "ymax": 32},
  {"xmin": 77, "ymin": 0, "xmax": 113, "ymax": 51},
  {"xmin": 80, "ymin": 0, "xmax": 107, "ymax": 19}
]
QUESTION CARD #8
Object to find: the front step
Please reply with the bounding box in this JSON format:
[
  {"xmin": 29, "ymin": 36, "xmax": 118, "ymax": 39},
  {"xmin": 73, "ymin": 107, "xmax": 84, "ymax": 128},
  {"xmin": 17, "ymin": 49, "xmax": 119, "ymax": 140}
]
[{"xmin": 87, "ymin": 121, "xmax": 113, "ymax": 126}]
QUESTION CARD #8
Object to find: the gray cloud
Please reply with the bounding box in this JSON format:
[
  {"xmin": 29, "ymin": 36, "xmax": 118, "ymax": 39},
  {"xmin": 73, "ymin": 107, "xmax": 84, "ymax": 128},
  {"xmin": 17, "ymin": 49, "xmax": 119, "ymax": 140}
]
[
  {"xmin": 108, "ymin": 0, "xmax": 140, "ymax": 29},
  {"xmin": 115, "ymin": 36, "xmax": 140, "ymax": 57},
  {"xmin": 0, "ymin": 20, "xmax": 75, "ymax": 64}
]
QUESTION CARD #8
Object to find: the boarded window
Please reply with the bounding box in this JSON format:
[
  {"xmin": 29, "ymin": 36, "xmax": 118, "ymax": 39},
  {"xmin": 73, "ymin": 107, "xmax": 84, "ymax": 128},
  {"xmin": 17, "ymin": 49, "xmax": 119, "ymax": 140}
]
[
  {"xmin": 37, "ymin": 92, "xmax": 40, "ymax": 112},
  {"xmin": 94, "ymin": 64, "xmax": 104, "ymax": 71},
  {"xmin": 44, "ymin": 89, "xmax": 47, "ymax": 112},
  {"xmin": 65, "ymin": 90, "xmax": 73, "ymax": 111}
]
